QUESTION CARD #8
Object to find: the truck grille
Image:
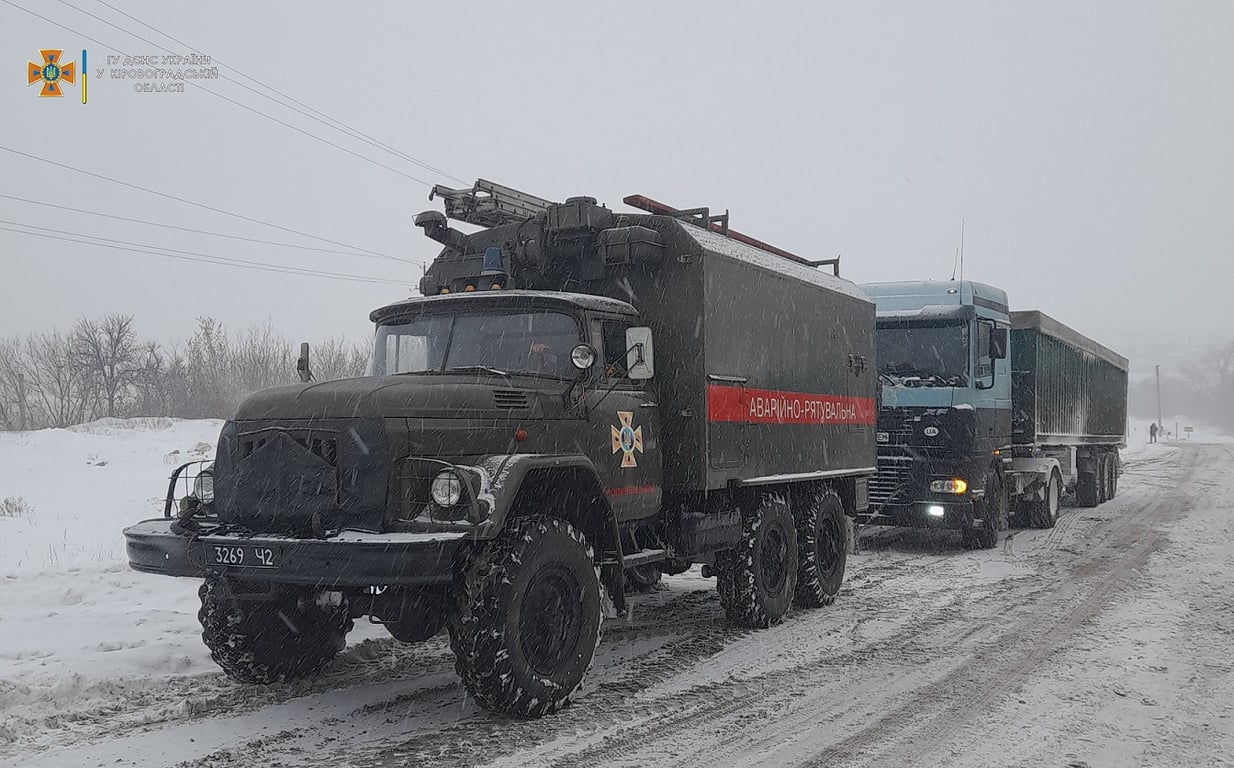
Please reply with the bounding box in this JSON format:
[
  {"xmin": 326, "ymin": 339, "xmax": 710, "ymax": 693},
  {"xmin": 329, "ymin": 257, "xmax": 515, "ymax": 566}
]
[
  {"xmin": 493, "ymin": 390, "xmax": 529, "ymax": 409},
  {"xmin": 869, "ymin": 455, "xmax": 912, "ymax": 508},
  {"xmin": 240, "ymin": 430, "xmax": 338, "ymax": 467}
]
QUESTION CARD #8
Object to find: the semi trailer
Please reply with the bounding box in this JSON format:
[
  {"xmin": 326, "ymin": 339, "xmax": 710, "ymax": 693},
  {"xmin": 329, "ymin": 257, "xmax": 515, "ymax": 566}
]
[
  {"xmin": 124, "ymin": 180, "xmax": 877, "ymax": 717},
  {"xmin": 859, "ymin": 280, "xmax": 1128, "ymax": 548}
]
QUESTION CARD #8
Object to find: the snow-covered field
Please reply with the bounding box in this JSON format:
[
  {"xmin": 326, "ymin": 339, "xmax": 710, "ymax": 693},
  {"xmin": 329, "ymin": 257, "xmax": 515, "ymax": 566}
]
[{"xmin": 0, "ymin": 418, "xmax": 1231, "ymax": 767}]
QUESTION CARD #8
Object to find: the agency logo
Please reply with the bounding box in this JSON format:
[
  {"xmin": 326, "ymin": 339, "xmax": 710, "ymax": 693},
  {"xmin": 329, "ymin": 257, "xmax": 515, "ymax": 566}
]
[
  {"xmin": 26, "ymin": 49, "xmax": 80, "ymax": 98},
  {"xmin": 611, "ymin": 411, "xmax": 644, "ymax": 468}
]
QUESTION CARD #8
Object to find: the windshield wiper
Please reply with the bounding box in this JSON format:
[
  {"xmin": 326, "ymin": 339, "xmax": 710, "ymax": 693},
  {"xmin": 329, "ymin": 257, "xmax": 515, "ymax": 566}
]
[{"xmin": 445, "ymin": 364, "xmax": 510, "ymax": 377}]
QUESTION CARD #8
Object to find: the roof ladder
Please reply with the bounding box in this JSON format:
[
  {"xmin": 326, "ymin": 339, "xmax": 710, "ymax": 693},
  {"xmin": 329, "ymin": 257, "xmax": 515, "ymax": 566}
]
[
  {"xmin": 429, "ymin": 179, "xmax": 556, "ymax": 228},
  {"xmin": 622, "ymin": 194, "xmax": 840, "ymax": 275}
]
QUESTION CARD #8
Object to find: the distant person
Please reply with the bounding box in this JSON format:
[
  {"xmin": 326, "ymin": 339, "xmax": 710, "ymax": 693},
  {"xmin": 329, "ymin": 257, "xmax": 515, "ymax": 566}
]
[{"xmin": 1149, "ymin": 422, "xmax": 1158, "ymax": 443}]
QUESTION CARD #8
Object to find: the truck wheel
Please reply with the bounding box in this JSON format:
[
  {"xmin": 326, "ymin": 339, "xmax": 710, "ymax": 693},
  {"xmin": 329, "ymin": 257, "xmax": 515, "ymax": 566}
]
[
  {"xmin": 198, "ymin": 578, "xmax": 351, "ymax": 684},
  {"xmin": 1106, "ymin": 454, "xmax": 1119, "ymax": 500},
  {"xmin": 624, "ymin": 565, "xmax": 662, "ymax": 593},
  {"xmin": 793, "ymin": 488, "xmax": 846, "ymax": 608},
  {"xmin": 1029, "ymin": 469, "xmax": 1062, "ymax": 529},
  {"xmin": 1076, "ymin": 468, "xmax": 1099, "ymax": 507},
  {"xmin": 965, "ymin": 471, "xmax": 1006, "ymax": 550},
  {"xmin": 715, "ymin": 493, "xmax": 799, "ymax": 627},
  {"xmin": 1097, "ymin": 455, "xmax": 1110, "ymax": 503},
  {"xmin": 448, "ymin": 515, "xmax": 602, "ymax": 718}
]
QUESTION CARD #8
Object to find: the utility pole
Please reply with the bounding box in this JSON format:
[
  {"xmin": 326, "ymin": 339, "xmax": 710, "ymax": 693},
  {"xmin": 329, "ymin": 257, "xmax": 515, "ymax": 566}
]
[
  {"xmin": 16, "ymin": 373, "xmax": 29, "ymax": 431},
  {"xmin": 1155, "ymin": 364, "xmax": 1163, "ymax": 431}
]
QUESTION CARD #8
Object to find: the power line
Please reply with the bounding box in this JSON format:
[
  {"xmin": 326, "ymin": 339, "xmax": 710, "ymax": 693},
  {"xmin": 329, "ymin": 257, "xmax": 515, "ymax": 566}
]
[
  {"xmin": 21, "ymin": 0, "xmax": 444, "ymax": 189},
  {"xmin": 90, "ymin": 0, "xmax": 468, "ymax": 185},
  {"xmin": 0, "ymin": 221, "xmax": 411, "ymax": 285},
  {"xmin": 0, "ymin": 144, "xmax": 405, "ymax": 262},
  {"xmin": 0, "ymin": 193, "xmax": 393, "ymax": 258}
]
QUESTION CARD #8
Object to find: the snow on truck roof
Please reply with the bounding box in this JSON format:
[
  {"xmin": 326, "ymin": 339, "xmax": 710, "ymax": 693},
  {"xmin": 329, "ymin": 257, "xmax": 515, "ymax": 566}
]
[
  {"xmin": 860, "ymin": 280, "xmax": 1009, "ymax": 313},
  {"xmin": 371, "ymin": 290, "xmax": 637, "ymax": 322},
  {"xmin": 683, "ymin": 224, "xmax": 873, "ymax": 303}
]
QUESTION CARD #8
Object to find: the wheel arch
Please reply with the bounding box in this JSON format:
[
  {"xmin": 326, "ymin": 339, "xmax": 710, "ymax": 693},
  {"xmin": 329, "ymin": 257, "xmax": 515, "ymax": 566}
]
[{"xmin": 498, "ymin": 457, "xmax": 619, "ymax": 560}]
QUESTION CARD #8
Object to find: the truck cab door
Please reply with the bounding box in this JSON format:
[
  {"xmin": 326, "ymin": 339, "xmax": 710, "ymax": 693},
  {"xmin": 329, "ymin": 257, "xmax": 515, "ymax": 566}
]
[{"xmin": 586, "ymin": 318, "xmax": 662, "ymax": 522}]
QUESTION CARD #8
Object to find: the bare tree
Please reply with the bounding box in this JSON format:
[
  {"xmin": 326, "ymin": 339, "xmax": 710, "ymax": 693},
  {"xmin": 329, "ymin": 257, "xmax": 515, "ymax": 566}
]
[
  {"xmin": 71, "ymin": 314, "xmax": 141, "ymax": 418},
  {"xmin": 25, "ymin": 331, "xmax": 92, "ymax": 428},
  {"xmin": 185, "ymin": 317, "xmax": 231, "ymax": 418},
  {"xmin": 313, "ymin": 336, "xmax": 372, "ymax": 381},
  {"xmin": 230, "ymin": 321, "xmax": 293, "ymax": 400}
]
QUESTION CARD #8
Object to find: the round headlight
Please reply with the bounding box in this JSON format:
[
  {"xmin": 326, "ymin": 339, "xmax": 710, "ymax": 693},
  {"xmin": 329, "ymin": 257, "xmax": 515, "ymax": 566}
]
[
  {"xmin": 192, "ymin": 471, "xmax": 214, "ymax": 504},
  {"xmin": 431, "ymin": 470, "xmax": 463, "ymax": 507},
  {"xmin": 570, "ymin": 343, "xmax": 597, "ymax": 370}
]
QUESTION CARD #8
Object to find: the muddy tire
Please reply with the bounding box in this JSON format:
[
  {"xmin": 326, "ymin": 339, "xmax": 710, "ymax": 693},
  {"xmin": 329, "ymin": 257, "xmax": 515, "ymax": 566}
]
[
  {"xmin": 964, "ymin": 470, "xmax": 1006, "ymax": 550},
  {"xmin": 793, "ymin": 488, "xmax": 847, "ymax": 608},
  {"xmin": 198, "ymin": 578, "xmax": 351, "ymax": 684},
  {"xmin": 448, "ymin": 515, "xmax": 602, "ymax": 718},
  {"xmin": 715, "ymin": 493, "xmax": 799, "ymax": 628},
  {"xmin": 624, "ymin": 564, "xmax": 662, "ymax": 594},
  {"xmin": 1029, "ymin": 469, "xmax": 1062, "ymax": 529}
]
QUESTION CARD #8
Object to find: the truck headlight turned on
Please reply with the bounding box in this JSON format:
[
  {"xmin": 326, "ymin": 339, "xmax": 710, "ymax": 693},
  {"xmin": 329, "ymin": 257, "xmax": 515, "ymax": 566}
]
[
  {"xmin": 124, "ymin": 180, "xmax": 878, "ymax": 718},
  {"xmin": 859, "ymin": 280, "xmax": 1128, "ymax": 549}
]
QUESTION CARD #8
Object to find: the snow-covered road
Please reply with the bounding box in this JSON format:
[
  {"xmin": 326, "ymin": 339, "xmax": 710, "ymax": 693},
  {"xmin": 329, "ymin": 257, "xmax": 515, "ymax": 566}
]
[{"xmin": 1, "ymin": 421, "xmax": 1230, "ymax": 767}]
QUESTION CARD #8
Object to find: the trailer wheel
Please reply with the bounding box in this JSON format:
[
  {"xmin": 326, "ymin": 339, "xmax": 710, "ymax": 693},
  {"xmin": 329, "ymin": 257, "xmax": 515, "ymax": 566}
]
[
  {"xmin": 965, "ymin": 470, "xmax": 1006, "ymax": 550},
  {"xmin": 715, "ymin": 493, "xmax": 799, "ymax": 628},
  {"xmin": 1029, "ymin": 469, "xmax": 1062, "ymax": 529},
  {"xmin": 1076, "ymin": 467, "xmax": 1099, "ymax": 508},
  {"xmin": 448, "ymin": 515, "xmax": 602, "ymax": 718},
  {"xmin": 1106, "ymin": 453, "xmax": 1119, "ymax": 500},
  {"xmin": 793, "ymin": 488, "xmax": 847, "ymax": 608},
  {"xmin": 198, "ymin": 578, "xmax": 351, "ymax": 684},
  {"xmin": 1097, "ymin": 455, "xmax": 1111, "ymax": 503}
]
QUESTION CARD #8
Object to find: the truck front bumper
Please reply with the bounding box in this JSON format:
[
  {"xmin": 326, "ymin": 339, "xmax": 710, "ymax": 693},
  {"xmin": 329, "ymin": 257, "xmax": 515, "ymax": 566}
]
[
  {"xmin": 859, "ymin": 498, "xmax": 976, "ymax": 529},
  {"xmin": 124, "ymin": 518, "xmax": 466, "ymax": 587}
]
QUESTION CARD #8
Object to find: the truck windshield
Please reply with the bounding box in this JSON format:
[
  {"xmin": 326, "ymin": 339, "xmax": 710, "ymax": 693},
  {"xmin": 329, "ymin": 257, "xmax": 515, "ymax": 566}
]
[
  {"xmin": 372, "ymin": 309, "xmax": 582, "ymax": 379},
  {"xmin": 875, "ymin": 322, "xmax": 970, "ymax": 386}
]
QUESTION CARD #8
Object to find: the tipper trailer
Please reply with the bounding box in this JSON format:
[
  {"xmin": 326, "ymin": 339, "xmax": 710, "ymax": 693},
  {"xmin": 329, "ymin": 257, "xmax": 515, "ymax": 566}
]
[
  {"xmin": 859, "ymin": 280, "xmax": 1128, "ymax": 548},
  {"xmin": 125, "ymin": 180, "xmax": 877, "ymax": 717}
]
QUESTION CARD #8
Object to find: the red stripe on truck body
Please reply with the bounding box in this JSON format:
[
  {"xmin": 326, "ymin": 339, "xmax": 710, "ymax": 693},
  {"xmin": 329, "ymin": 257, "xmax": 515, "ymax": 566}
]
[{"xmin": 706, "ymin": 384, "xmax": 876, "ymax": 426}]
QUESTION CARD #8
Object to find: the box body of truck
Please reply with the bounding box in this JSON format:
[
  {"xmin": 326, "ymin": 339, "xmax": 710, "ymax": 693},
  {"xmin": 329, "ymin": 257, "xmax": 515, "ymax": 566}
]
[{"xmin": 1010, "ymin": 310, "xmax": 1128, "ymax": 447}]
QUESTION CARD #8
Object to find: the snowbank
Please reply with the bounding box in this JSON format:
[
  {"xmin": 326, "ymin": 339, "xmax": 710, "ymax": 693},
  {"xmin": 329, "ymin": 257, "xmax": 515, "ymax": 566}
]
[
  {"xmin": 0, "ymin": 417, "xmax": 223, "ymax": 573},
  {"xmin": 0, "ymin": 419, "xmax": 227, "ymax": 745}
]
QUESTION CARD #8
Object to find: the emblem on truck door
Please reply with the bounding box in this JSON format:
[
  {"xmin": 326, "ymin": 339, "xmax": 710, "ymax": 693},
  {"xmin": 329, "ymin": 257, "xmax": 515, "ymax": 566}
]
[{"xmin": 611, "ymin": 411, "xmax": 644, "ymax": 468}]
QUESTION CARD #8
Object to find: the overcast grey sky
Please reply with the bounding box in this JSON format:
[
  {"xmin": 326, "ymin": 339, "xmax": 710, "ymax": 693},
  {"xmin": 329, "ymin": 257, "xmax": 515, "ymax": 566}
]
[{"xmin": 3, "ymin": 1, "xmax": 1231, "ymax": 373}]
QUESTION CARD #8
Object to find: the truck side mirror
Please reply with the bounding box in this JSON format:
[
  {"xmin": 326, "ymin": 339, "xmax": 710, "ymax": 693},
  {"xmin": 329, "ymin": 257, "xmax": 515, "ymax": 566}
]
[
  {"xmin": 990, "ymin": 327, "xmax": 1008, "ymax": 360},
  {"xmin": 296, "ymin": 341, "xmax": 313, "ymax": 383},
  {"xmin": 626, "ymin": 327, "xmax": 655, "ymax": 380}
]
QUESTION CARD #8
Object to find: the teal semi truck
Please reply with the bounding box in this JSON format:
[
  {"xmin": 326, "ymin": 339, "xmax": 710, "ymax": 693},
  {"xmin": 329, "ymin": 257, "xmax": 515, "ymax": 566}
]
[{"xmin": 860, "ymin": 280, "xmax": 1128, "ymax": 548}]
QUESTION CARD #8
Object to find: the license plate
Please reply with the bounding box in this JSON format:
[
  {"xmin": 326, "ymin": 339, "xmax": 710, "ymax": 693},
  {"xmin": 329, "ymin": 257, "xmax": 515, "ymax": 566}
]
[{"xmin": 208, "ymin": 544, "xmax": 281, "ymax": 568}]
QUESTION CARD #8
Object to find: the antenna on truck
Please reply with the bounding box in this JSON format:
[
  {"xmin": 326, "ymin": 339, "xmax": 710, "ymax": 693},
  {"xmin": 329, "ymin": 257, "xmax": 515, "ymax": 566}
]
[{"xmin": 622, "ymin": 194, "xmax": 840, "ymax": 276}]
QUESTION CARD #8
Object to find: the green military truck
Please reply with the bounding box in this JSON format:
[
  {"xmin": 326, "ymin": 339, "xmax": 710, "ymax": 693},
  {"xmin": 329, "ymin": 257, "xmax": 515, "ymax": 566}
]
[{"xmin": 125, "ymin": 180, "xmax": 877, "ymax": 717}]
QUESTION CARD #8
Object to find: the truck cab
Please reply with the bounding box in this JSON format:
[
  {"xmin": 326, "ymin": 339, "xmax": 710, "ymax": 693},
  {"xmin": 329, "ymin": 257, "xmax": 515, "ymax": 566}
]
[{"xmin": 860, "ymin": 280, "xmax": 1012, "ymax": 547}]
